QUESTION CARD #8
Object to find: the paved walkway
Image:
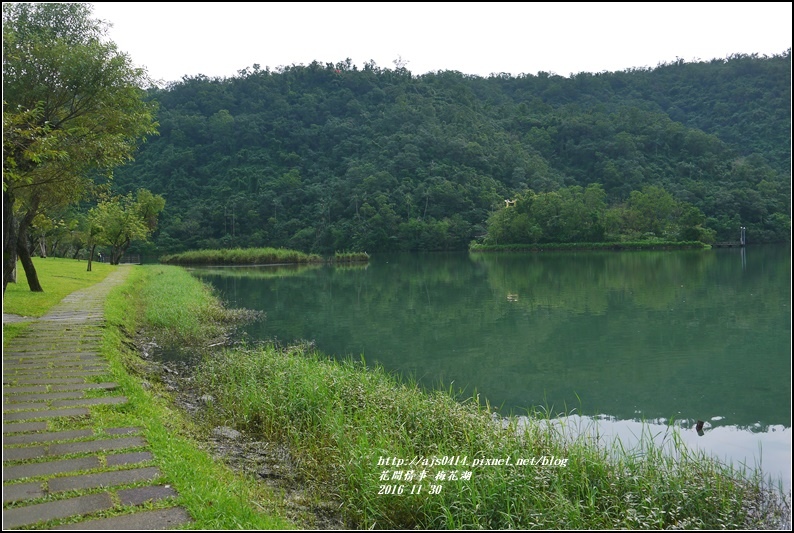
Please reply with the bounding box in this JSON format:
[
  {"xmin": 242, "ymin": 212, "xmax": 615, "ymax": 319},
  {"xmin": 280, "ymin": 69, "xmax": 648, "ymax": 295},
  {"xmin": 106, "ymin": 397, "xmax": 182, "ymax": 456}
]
[{"xmin": 3, "ymin": 268, "xmax": 192, "ymax": 529}]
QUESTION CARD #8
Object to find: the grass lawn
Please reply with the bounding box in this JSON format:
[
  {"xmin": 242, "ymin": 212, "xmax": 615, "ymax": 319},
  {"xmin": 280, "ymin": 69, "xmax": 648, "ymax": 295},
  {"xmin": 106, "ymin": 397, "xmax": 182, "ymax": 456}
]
[{"xmin": 3, "ymin": 257, "xmax": 116, "ymax": 317}]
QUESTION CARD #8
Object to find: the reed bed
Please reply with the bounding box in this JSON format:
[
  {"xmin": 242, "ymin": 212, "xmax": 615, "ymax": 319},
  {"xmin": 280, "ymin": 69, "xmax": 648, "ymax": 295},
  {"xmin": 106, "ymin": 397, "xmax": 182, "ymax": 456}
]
[{"xmin": 160, "ymin": 247, "xmax": 323, "ymax": 265}]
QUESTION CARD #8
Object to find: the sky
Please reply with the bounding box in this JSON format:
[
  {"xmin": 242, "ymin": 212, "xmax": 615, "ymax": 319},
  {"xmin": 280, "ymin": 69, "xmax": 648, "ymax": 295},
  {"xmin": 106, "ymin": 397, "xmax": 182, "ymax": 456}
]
[{"xmin": 90, "ymin": 2, "xmax": 792, "ymax": 85}]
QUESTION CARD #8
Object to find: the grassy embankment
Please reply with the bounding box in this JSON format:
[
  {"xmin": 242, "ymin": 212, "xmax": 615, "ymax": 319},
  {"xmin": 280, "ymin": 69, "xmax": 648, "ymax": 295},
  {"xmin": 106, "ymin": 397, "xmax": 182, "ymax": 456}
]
[
  {"xmin": 470, "ymin": 241, "xmax": 709, "ymax": 252},
  {"xmin": 3, "ymin": 258, "xmax": 295, "ymax": 529}
]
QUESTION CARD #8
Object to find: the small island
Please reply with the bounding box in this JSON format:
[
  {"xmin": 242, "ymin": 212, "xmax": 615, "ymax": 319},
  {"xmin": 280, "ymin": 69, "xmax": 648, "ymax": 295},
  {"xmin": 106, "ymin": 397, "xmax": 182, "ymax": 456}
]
[{"xmin": 159, "ymin": 247, "xmax": 368, "ymax": 265}]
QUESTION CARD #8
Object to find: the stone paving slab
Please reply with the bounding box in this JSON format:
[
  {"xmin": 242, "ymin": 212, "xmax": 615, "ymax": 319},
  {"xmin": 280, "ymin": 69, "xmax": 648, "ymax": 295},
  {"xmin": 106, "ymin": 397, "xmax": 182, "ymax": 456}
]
[
  {"xmin": 3, "ymin": 357, "xmax": 106, "ymax": 367},
  {"xmin": 51, "ymin": 396, "xmax": 128, "ymax": 408},
  {"xmin": 2, "ymin": 480, "xmax": 45, "ymax": 503},
  {"xmin": 4, "ymin": 352, "xmax": 102, "ymax": 360},
  {"xmin": 50, "ymin": 382, "xmax": 118, "ymax": 392},
  {"xmin": 4, "ymin": 392, "xmax": 87, "ymax": 404},
  {"xmin": 3, "ymin": 407, "xmax": 90, "ymax": 421},
  {"xmin": 2, "ymin": 421, "xmax": 48, "ymax": 433},
  {"xmin": 117, "ymin": 484, "xmax": 178, "ymax": 506},
  {"xmin": 1, "ymin": 385, "xmax": 48, "ymax": 395},
  {"xmin": 52, "ymin": 506, "xmax": 192, "ymax": 530},
  {"xmin": 3, "ymin": 363, "xmax": 107, "ymax": 372},
  {"xmin": 3, "ymin": 429, "xmax": 93, "ymax": 445},
  {"xmin": 7, "ymin": 367, "xmax": 109, "ymax": 375},
  {"xmin": 2, "ymin": 401, "xmax": 49, "ymax": 412},
  {"xmin": 48, "ymin": 466, "xmax": 161, "ymax": 493},
  {"xmin": 3, "ymin": 436, "xmax": 146, "ymax": 461},
  {"xmin": 3, "ymin": 456, "xmax": 102, "ymax": 482},
  {"xmin": 4, "ymin": 377, "xmax": 89, "ymax": 385},
  {"xmin": 2, "ymin": 492, "xmax": 114, "ymax": 529},
  {"xmin": 106, "ymin": 451, "xmax": 153, "ymax": 466}
]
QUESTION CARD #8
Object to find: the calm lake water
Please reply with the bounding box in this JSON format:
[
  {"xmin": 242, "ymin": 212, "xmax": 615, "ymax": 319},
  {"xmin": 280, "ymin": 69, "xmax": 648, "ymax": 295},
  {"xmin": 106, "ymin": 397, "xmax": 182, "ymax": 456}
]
[{"xmin": 191, "ymin": 246, "xmax": 791, "ymax": 489}]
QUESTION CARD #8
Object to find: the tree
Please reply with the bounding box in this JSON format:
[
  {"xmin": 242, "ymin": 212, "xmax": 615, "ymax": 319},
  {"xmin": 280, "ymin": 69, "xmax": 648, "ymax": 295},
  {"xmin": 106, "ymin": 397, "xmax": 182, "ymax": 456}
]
[
  {"xmin": 88, "ymin": 189, "xmax": 165, "ymax": 268},
  {"xmin": 3, "ymin": 3, "xmax": 157, "ymax": 292}
]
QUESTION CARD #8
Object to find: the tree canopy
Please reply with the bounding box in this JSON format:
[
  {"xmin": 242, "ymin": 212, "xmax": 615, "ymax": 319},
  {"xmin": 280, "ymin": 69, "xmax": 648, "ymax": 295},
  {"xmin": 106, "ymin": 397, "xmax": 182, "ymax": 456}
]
[
  {"xmin": 109, "ymin": 51, "xmax": 790, "ymax": 255},
  {"xmin": 2, "ymin": 2, "xmax": 157, "ymax": 292}
]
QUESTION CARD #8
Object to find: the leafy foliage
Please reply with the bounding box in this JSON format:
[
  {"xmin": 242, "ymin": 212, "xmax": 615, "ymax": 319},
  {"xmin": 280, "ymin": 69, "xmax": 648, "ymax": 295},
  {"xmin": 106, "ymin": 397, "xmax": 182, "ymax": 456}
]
[
  {"xmin": 3, "ymin": 2, "xmax": 157, "ymax": 291},
  {"xmin": 88, "ymin": 189, "xmax": 165, "ymax": 265},
  {"xmin": 108, "ymin": 53, "xmax": 790, "ymax": 253}
]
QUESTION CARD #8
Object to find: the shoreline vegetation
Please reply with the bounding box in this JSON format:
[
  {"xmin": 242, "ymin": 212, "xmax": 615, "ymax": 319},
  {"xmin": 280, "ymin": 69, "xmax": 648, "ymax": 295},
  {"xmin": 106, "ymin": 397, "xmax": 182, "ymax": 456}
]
[
  {"xmin": 4, "ymin": 258, "xmax": 790, "ymax": 529},
  {"xmin": 136, "ymin": 264, "xmax": 789, "ymax": 529},
  {"xmin": 470, "ymin": 240, "xmax": 709, "ymax": 252},
  {"xmin": 159, "ymin": 247, "xmax": 368, "ymax": 265}
]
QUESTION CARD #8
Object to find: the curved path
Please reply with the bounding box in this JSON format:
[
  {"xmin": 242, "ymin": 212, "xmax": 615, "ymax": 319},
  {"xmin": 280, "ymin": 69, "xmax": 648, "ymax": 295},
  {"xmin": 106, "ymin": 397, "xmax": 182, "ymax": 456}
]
[{"xmin": 3, "ymin": 267, "xmax": 192, "ymax": 529}]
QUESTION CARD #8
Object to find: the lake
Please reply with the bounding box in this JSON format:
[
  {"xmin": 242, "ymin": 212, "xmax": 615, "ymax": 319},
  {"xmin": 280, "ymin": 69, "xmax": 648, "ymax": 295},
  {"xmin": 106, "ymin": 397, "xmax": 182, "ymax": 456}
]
[{"xmin": 190, "ymin": 245, "xmax": 791, "ymax": 489}]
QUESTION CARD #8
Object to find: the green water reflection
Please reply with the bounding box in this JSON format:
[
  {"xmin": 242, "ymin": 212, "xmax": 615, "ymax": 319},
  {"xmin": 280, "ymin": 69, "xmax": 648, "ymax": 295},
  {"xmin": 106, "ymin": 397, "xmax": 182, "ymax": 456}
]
[{"xmin": 194, "ymin": 246, "xmax": 790, "ymax": 431}]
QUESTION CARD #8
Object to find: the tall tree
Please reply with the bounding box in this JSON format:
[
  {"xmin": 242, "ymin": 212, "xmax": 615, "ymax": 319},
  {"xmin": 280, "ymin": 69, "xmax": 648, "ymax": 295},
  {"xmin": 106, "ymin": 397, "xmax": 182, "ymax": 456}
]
[
  {"xmin": 2, "ymin": 2, "xmax": 157, "ymax": 292},
  {"xmin": 88, "ymin": 189, "xmax": 165, "ymax": 267}
]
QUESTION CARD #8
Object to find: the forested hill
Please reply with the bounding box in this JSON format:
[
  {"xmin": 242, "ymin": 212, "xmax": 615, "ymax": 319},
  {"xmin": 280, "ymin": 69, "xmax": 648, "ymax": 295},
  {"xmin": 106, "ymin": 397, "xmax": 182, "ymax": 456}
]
[{"xmin": 113, "ymin": 51, "xmax": 791, "ymax": 254}]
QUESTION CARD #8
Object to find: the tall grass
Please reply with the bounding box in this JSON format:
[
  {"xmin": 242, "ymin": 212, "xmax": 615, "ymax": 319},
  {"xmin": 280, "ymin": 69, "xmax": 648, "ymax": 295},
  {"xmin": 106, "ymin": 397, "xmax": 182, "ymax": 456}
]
[
  {"xmin": 160, "ymin": 247, "xmax": 323, "ymax": 265},
  {"xmin": 193, "ymin": 343, "xmax": 784, "ymax": 529},
  {"xmin": 137, "ymin": 265, "xmax": 251, "ymax": 347}
]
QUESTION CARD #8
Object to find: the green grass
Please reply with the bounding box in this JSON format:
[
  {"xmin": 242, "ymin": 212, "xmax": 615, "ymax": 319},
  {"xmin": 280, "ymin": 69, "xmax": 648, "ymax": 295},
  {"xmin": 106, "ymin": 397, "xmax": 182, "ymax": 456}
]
[
  {"xmin": 96, "ymin": 266, "xmax": 295, "ymax": 529},
  {"xmin": 3, "ymin": 257, "xmax": 116, "ymax": 317},
  {"xmin": 137, "ymin": 265, "xmax": 241, "ymax": 347},
  {"xmin": 160, "ymin": 247, "xmax": 323, "ymax": 265},
  {"xmin": 191, "ymin": 343, "xmax": 789, "ymax": 529},
  {"xmin": 2, "ymin": 258, "xmax": 295, "ymax": 529}
]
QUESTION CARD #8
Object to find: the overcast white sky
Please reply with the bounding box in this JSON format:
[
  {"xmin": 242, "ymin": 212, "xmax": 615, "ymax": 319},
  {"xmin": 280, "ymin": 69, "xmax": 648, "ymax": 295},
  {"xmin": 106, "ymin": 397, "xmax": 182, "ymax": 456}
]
[{"xmin": 90, "ymin": 2, "xmax": 792, "ymax": 85}]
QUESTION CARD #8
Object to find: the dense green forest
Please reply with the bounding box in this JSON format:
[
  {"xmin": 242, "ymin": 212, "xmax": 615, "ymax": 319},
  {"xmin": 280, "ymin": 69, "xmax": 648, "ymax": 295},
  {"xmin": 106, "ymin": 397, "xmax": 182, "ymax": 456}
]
[{"xmin": 111, "ymin": 51, "xmax": 791, "ymax": 254}]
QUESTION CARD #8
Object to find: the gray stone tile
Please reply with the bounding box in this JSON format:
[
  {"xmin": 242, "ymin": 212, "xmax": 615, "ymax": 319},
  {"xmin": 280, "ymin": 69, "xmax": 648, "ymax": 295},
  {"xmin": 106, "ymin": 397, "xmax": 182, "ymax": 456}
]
[
  {"xmin": 3, "ymin": 436, "xmax": 146, "ymax": 461},
  {"xmin": 51, "ymin": 396, "xmax": 127, "ymax": 408},
  {"xmin": 3, "ymin": 429, "xmax": 93, "ymax": 445},
  {"xmin": 3, "ymin": 456, "xmax": 101, "ymax": 481},
  {"xmin": 1, "ymin": 492, "xmax": 113, "ymax": 529},
  {"xmin": 2, "ymin": 421, "xmax": 48, "ymax": 433},
  {"xmin": 2, "ymin": 401, "xmax": 49, "ymax": 412},
  {"xmin": 5, "ymin": 377, "xmax": 87, "ymax": 385},
  {"xmin": 52, "ymin": 506, "xmax": 192, "ymax": 530},
  {"xmin": 50, "ymin": 382, "xmax": 117, "ymax": 392},
  {"xmin": 2, "ymin": 481, "xmax": 44, "ymax": 503},
  {"xmin": 1, "ymin": 385, "xmax": 48, "ymax": 394},
  {"xmin": 48, "ymin": 466, "xmax": 161, "ymax": 492},
  {"xmin": 116, "ymin": 484, "xmax": 178, "ymax": 506},
  {"xmin": 4, "ymin": 391, "xmax": 86, "ymax": 403},
  {"xmin": 3, "ymin": 407, "xmax": 89, "ymax": 421},
  {"xmin": 106, "ymin": 451, "xmax": 153, "ymax": 466}
]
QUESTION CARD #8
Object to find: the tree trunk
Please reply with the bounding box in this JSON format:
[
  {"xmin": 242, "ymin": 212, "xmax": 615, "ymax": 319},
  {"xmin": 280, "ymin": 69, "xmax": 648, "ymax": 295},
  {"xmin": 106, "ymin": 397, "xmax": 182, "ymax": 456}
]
[
  {"xmin": 111, "ymin": 238, "xmax": 130, "ymax": 265},
  {"xmin": 87, "ymin": 244, "xmax": 96, "ymax": 272},
  {"xmin": 17, "ymin": 232, "xmax": 43, "ymax": 292},
  {"xmin": 3, "ymin": 189, "xmax": 19, "ymax": 294},
  {"xmin": 10, "ymin": 195, "xmax": 43, "ymax": 292}
]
